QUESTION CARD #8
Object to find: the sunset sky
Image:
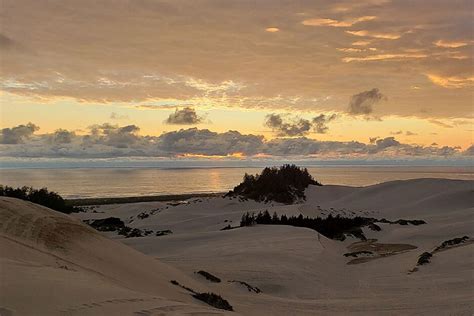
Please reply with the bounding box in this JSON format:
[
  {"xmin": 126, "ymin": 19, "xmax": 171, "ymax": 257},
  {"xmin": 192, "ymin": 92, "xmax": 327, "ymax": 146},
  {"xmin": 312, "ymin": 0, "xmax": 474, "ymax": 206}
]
[{"xmin": 0, "ymin": 0, "xmax": 472, "ymax": 161}]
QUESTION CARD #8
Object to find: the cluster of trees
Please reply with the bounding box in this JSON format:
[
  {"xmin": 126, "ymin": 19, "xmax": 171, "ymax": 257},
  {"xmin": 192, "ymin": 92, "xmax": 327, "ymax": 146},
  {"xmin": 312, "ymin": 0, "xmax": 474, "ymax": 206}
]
[
  {"xmin": 240, "ymin": 210, "xmax": 372, "ymax": 240},
  {"xmin": 0, "ymin": 185, "xmax": 75, "ymax": 214},
  {"xmin": 227, "ymin": 164, "xmax": 321, "ymax": 204}
]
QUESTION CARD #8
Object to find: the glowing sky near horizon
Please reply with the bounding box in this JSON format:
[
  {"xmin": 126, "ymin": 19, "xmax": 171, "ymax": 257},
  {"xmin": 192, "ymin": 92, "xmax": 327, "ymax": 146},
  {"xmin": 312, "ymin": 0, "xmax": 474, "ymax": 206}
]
[{"xmin": 0, "ymin": 0, "xmax": 472, "ymax": 160}]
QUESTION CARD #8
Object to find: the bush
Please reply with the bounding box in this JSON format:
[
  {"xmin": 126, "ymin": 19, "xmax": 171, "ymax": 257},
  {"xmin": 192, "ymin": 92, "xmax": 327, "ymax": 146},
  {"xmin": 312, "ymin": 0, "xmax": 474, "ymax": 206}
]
[
  {"xmin": 417, "ymin": 252, "xmax": 433, "ymax": 265},
  {"xmin": 195, "ymin": 270, "xmax": 221, "ymax": 283},
  {"xmin": 85, "ymin": 217, "xmax": 125, "ymax": 231},
  {"xmin": 170, "ymin": 280, "xmax": 233, "ymax": 311},
  {"xmin": 192, "ymin": 293, "xmax": 233, "ymax": 311},
  {"xmin": 433, "ymin": 236, "xmax": 470, "ymax": 252},
  {"xmin": 226, "ymin": 164, "xmax": 321, "ymax": 204},
  {"xmin": 0, "ymin": 185, "xmax": 75, "ymax": 213}
]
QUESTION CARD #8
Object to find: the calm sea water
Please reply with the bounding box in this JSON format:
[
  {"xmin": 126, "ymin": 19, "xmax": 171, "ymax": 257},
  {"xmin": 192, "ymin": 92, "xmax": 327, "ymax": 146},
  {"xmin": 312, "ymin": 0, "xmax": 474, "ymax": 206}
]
[{"xmin": 1, "ymin": 166, "xmax": 473, "ymax": 198}]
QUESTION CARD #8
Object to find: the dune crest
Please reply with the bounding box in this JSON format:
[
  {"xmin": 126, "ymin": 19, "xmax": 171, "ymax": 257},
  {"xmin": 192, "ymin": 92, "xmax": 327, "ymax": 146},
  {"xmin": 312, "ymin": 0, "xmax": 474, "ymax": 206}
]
[{"xmin": 0, "ymin": 197, "xmax": 230, "ymax": 316}]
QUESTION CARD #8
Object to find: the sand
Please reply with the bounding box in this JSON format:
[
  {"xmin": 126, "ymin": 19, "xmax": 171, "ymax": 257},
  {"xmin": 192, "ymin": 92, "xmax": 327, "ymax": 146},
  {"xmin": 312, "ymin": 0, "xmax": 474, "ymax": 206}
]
[{"xmin": 1, "ymin": 178, "xmax": 473, "ymax": 315}]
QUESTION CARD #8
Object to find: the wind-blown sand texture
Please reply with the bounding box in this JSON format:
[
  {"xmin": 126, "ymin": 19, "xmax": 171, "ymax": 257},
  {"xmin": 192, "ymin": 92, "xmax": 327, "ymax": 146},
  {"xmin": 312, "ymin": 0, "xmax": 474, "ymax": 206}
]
[{"xmin": 1, "ymin": 178, "xmax": 473, "ymax": 315}]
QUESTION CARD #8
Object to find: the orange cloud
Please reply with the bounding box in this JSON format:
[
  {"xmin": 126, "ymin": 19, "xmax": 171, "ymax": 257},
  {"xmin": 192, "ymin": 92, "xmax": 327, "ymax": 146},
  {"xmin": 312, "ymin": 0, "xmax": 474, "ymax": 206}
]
[
  {"xmin": 343, "ymin": 53, "xmax": 427, "ymax": 62},
  {"xmin": 302, "ymin": 16, "xmax": 376, "ymax": 27},
  {"xmin": 433, "ymin": 40, "xmax": 468, "ymax": 48},
  {"xmin": 265, "ymin": 27, "xmax": 280, "ymax": 33},
  {"xmin": 352, "ymin": 40, "xmax": 372, "ymax": 46},
  {"xmin": 426, "ymin": 74, "xmax": 474, "ymax": 89},
  {"xmin": 346, "ymin": 30, "xmax": 401, "ymax": 40}
]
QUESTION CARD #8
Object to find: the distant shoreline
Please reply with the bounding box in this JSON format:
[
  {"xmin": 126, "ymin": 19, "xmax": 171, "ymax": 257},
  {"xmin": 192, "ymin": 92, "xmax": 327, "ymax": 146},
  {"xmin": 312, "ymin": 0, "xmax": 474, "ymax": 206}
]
[{"xmin": 66, "ymin": 192, "xmax": 225, "ymax": 206}]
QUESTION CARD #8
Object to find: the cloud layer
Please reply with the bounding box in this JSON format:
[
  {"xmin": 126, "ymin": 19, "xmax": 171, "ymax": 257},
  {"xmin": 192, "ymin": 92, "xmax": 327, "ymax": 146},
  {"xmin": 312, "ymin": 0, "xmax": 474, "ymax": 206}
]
[
  {"xmin": 0, "ymin": 123, "xmax": 470, "ymax": 159},
  {"xmin": 0, "ymin": 0, "xmax": 472, "ymax": 119}
]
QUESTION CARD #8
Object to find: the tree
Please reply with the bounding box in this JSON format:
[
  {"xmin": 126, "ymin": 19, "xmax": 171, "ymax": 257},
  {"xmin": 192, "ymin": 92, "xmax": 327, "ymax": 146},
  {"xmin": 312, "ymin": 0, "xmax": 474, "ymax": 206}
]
[{"xmin": 226, "ymin": 165, "xmax": 321, "ymax": 204}]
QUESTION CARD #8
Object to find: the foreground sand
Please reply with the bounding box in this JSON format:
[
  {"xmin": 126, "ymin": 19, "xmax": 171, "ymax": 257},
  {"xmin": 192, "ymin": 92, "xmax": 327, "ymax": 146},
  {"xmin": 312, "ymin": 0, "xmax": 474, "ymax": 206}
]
[{"xmin": 1, "ymin": 178, "xmax": 473, "ymax": 315}]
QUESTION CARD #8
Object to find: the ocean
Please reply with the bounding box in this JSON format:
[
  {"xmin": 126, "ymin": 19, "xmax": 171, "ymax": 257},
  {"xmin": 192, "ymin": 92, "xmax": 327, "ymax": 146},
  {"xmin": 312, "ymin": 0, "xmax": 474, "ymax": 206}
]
[{"xmin": 1, "ymin": 165, "xmax": 473, "ymax": 198}]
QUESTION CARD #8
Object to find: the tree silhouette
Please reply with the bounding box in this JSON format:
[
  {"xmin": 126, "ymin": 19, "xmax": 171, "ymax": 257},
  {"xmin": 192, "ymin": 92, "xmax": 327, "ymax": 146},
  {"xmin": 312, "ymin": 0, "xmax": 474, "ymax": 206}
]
[
  {"xmin": 227, "ymin": 164, "xmax": 321, "ymax": 204},
  {"xmin": 0, "ymin": 185, "xmax": 75, "ymax": 213}
]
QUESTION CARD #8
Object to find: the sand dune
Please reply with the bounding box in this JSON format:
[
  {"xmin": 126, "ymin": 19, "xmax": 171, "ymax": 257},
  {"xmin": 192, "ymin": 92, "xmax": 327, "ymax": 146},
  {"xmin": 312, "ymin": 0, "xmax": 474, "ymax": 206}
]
[
  {"xmin": 1, "ymin": 178, "xmax": 473, "ymax": 315},
  {"xmin": 0, "ymin": 197, "xmax": 233, "ymax": 316}
]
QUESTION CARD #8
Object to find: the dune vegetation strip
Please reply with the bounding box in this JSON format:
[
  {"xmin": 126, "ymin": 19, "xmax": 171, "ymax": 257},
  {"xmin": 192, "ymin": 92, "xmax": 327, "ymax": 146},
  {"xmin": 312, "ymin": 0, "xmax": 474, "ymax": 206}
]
[
  {"xmin": 83, "ymin": 217, "xmax": 172, "ymax": 238},
  {"xmin": 195, "ymin": 270, "xmax": 221, "ymax": 283},
  {"xmin": 170, "ymin": 280, "xmax": 233, "ymax": 311},
  {"xmin": 228, "ymin": 280, "xmax": 261, "ymax": 293},
  {"xmin": 410, "ymin": 236, "xmax": 472, "ymax": 273},
  {"xmin": 240, "ymin": 211, "xmax": 426, "ymax": 241},
  {"xmin": 345, "ymin": 239, "xmax": 417, "ymax": 264}
]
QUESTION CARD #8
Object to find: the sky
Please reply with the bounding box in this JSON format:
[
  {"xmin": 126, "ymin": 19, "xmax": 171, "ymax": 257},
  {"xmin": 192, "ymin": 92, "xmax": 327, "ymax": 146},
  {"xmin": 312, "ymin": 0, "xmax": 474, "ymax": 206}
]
[{"xmin": 0, "ymin": 0, "xmax": 473, "ymax": 162}]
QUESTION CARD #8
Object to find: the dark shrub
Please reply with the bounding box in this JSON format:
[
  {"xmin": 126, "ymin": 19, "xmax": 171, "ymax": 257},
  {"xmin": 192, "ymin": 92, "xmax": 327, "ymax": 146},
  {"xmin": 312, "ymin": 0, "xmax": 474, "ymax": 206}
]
[
  {"xmin": 192, "ymin": 292, "xmax": 233, "ymax": 311},
  {"xmin": 417, "ymin": 252, "xmax": 433, "ymax": 265},
  {"xmin": 227, "ymin": 164, "xmax": 321, "ymax": 204},
  {"xmin": 368, "ymin": 223, "xmax": 381, "ymax": 231},
  {"xmin": 228, "ymin": 280, "xmax": 261, "ymax": 293},
  {"xmin": 344, "ymin": 251, "xmax": 373, "ymax": 257},
  {"xmin": 86, "ymin": 217, "xmax": 125, "ymax": 231},
  {"xmin": 195, "ymin": 270, "xmax": 221, "ymax": 283},
  {"xmin": 434, "ymin": 236, "xmax": 470, "ymax": 252},
  {"xmin": 155, "ymin": 229, "xmax": 173, "ymax": 236},
  {"xmin": 170, "ymin": 280, "xmax": 233, "ymax": 311}
]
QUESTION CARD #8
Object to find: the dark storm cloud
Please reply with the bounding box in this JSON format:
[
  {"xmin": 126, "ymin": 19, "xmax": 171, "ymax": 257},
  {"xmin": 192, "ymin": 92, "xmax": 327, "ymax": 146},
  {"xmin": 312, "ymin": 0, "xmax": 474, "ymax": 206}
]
[
  {"xmin": 165, "ymin": 107, "xmax": 204, "ymax": 125},
  {"xmin": 50, "ymin": 129, "xmax": 75, "ymax": 144},
  {"xmin": 348, "ymin": 88, "xmax": 385, "ymax": 115},
  {"xmin": 463, "ymin": 145, "xmax": 474, "ymax": 156},
  {"xmin": 265, "ymin": 113, "xmax": 337, "ymax": 136},
  {"xmin": 84, "ymin": 123, "xmax": 142, "ymax": 148},
  {"xmin": 157, "ymin": 128, "xmax": 263, "ymax": 156},
  {"xmin": 0, "ymin": 122, "xmax": 39, "ymax": 144},
  {"xmin": 264, "ymin": 114, "xmax": 312, "ymax": 137},
  {"xmin": 312, "ymin": 114, "xmax": 337, "ymax": 134}
]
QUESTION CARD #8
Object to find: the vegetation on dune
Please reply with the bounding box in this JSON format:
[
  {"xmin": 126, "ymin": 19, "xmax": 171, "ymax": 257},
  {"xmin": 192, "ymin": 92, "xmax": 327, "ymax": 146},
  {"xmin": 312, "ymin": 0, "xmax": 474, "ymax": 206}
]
[
  {"xmin": 192, "ymin": 292, "xmax": 234, "ymax": 311},
  {"xmin": 0, "ymin": 185, "xmax": 77, "ymax": 214},
  {"xmin": 195, "ymin": 270, "xmax": 221, "ymax": 283},
  {"xmin": 240, "ymin": 211, "xmax": 427, "ymax": 241},
  {"xmin": 226, "ymin": 164, "xmax": 321, "ymax": 204},
  {"xmin": 344, "ymin": 250, "xmax": 373, "ymax": 257},
  {"xmin": 240, "ymin": 210, "xmax": 370, "ymax": 240},
  {"xmin": 85, "ymin": 217, "xmax": 125, "ymax": 231},
  {"xmin": 170, "ymin": 280, "xmax": 233, "ymax": 311},
  {"xmin": 434, "ymin": 236, "xmax": 470, "ymax": 252},
  {"xmin": 412, "ymin": 236, "xmax": 470, "ymax": 271},
  {"xmin": 83, "ymin": 217, "xmax": 164, "ymax": 238},
  {"xmin": 417, "ymin": 252, "xmax": 433, "ymax": 266},
  {"xmin": 228, "ymin": 280, "xmax": 261, "ymax": 293}
]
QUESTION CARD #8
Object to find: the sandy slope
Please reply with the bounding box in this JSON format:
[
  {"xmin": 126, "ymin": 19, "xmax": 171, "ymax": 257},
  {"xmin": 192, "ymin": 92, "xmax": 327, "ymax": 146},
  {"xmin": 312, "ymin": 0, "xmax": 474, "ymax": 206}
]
[
  {"xmin": 0, "ymin": 197, "xmax": 233, "ymax": 316},
  {"xmin": 78, "ymin": 178, "xmax": 473, "ymax": 315},
  {"xmin": 2, "ymin": 178, "xmax": 473, "ymax": 315}
]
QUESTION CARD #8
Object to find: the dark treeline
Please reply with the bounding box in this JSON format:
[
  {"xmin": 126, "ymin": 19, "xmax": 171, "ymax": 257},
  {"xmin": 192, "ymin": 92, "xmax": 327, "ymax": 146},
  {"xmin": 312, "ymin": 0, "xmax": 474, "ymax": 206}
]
[
  {"xmin": 0, "ymin": 185, "xmax": 76, "ymax": 214},
  {"xmin": 227, "ymin": 164, "xmax": 321, "ymax": 204},
  {"xmin": 240, "ymin": 211, "xmax": 371, "ymax": 240}
]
